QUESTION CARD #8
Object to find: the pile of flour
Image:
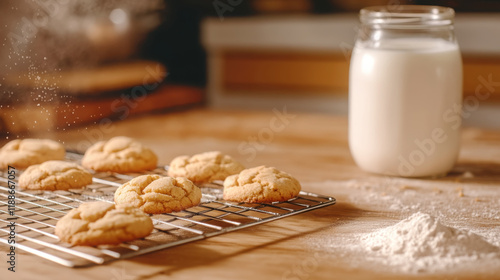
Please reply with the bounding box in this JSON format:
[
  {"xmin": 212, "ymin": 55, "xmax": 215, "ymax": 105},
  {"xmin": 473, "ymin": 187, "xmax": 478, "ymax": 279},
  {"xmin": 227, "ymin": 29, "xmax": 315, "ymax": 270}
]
[{"xmin": 361, "ymin": 212, "xmax": 500, "ymax": 273}]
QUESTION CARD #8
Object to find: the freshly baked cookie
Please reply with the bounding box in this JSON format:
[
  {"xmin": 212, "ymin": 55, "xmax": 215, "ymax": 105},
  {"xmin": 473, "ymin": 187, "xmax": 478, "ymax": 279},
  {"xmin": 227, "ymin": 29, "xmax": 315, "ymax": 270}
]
[
  {"xmin": 82, "ymin": 136, "xmax": 158, "ymax": 173},
  {"xmin": 223, "ymin": 166, "xmax": 301, "ymax": 203},
  {"xmin": 168, "ymin": 151, "xmax": 245, "ymax": 184},
  {"xmin": 18, "ymin": 160, "xmax": 93, "ymax": 191},
  {"xmin": 55, "ymin": 201, "xmax": 154, "ymax": 246},
  {"xmin": 0, "ymin": 139, "xmax": 65, "ymax": 170},
  {"xmin": 114, "ymin": 174, "xmax": 202, "ymax": 214}
]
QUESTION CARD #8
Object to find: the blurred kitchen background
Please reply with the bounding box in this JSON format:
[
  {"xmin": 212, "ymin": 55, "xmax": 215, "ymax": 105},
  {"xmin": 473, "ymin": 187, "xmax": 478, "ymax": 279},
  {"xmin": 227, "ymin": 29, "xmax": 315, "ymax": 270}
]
[{"xmin": 0, "ymin": 0, "xmax": 499, "ymax": 136}]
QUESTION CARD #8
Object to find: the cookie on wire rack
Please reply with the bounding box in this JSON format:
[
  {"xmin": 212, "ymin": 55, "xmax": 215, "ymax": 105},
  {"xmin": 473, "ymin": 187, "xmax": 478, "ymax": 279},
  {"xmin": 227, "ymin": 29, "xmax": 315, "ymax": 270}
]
[
  {"xmin": 0, "ymin": 138, "xmax": 65, "ymax": 170},
  {"xmin": 55, "ymin": 201, "xmax": 154, "ymax": 246},
  {"xmin": 18, "ymin": 160, "xmax": 92, "ymax": 191},
  {"xmin": 167, "ymin": 151, "xmax": 245, "ymax": 184},
  {"xmin": 114, "ymin": 174, "xmax": 202, "ymax": 214},
  {"xmin": 81, "ymin": 136, "xmax": 158, "ymax": 173},
  {"xmin": 223, "ymin": 166, "xmax": 301, "ymax": 203}
]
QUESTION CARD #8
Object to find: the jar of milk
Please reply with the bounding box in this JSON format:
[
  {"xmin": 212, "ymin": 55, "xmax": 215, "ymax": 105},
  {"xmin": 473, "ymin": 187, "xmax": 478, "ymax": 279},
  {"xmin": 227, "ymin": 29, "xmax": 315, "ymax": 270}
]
[{"xmin": 349, "ymin": 5, "xmax": 462, "ymax": 177}]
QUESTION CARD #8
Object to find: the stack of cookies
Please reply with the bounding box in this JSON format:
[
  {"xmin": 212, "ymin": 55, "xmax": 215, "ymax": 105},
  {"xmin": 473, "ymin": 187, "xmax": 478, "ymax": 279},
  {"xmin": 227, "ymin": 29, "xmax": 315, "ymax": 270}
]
[{"xmin": 0, "ymin": 136, "xmax": 302, "ymax": 247}]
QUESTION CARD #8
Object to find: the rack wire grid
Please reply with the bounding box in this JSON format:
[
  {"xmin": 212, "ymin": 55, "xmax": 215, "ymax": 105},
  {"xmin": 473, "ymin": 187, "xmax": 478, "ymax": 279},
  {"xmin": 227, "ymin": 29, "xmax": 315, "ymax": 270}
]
[{"xmin": 0, "ymin": 152, "xmax": 336, "ymax": 267}]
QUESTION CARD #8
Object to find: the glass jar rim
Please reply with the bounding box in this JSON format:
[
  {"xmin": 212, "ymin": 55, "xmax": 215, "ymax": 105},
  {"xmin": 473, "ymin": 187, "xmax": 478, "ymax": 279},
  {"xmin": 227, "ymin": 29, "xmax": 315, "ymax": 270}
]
[{"xmin": 360, "ymin": 5, "xmax": 455, "ymax": 27}]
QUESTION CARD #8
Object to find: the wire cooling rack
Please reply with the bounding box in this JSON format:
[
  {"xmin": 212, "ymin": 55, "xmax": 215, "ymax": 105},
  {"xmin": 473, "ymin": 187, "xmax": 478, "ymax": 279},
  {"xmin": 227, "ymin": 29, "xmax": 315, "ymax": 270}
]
[{"xmin": 0, "ymin": 152, "xmax": 336, "ymax": 267}]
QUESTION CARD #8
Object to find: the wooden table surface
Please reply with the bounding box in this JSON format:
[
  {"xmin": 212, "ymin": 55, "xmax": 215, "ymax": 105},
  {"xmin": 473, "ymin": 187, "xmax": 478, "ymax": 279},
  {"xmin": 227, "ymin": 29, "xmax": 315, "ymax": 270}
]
[{"xmin": 2, "ymin": 109, "xmax": 500, "ymax": 280}]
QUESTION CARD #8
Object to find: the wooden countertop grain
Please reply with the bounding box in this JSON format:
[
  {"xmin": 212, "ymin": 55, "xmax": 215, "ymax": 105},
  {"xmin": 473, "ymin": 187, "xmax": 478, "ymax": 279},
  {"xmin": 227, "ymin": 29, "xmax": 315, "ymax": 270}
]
[{"xmin": 1, "ymin": 109, "xmax": 500, "ymax": 280}]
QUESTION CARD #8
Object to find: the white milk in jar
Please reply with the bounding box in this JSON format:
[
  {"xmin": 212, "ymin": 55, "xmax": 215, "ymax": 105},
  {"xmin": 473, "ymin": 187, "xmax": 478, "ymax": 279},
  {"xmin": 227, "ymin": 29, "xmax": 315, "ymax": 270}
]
[{"xmin": 348, "ymin": 6, "xmax": 463, "ymax": 177}]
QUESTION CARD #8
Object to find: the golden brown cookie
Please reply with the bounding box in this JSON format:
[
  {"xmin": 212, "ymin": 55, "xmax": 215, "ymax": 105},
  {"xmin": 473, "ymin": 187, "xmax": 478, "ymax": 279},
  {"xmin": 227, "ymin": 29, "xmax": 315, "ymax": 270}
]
[
  {"xmin": 19, "ymin": 160, "xmax": 93, "ymax": 191},
  {"xmin": 168, "ymin": 151, "xmax": 245, "ymax": 184},
  {"xmin": 114, "ymin": 174, "xmax": 202, "ymax": 214},
  {"xmin": 223, "ymin": 166, "xmax": 302, "ymax": 203},
  {"xmin": 55, "ymin": 201, "xmax": 154, "ymax": 246},
  {"xmin": 0, "ymin": 139, "xmax": 65, "ymax": 170},
  {"xmin": 82, "ymin": 136, "xmax": 158, "ymax": 173}
]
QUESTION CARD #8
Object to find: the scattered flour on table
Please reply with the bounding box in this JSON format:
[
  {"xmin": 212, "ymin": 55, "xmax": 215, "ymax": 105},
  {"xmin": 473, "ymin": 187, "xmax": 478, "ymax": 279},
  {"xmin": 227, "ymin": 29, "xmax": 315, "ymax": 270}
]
[
  {"xmin": 361, "ymin": 212, "xmax": 500, "ymax": 273},
  {"xmin": 305, "ymin": 179, "xmax": 500, "ymax": 274}
]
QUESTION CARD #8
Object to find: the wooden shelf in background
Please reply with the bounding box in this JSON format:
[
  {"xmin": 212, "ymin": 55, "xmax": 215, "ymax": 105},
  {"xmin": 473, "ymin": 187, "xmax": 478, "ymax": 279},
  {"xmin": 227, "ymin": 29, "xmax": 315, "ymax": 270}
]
[
  {"xmin": 0, "ymin": 85, "xmax": 204, "ymax": 134},
  {"xmin": 222, "ymin": 51, "xmax": 349, "ymax": 93},
  {"xmin": 220, "ymin": 50, "xmax": 500, "ymax": 102},
  {"xmin": 462, "ymin": 56, "xmax": 500, "ymax": 102},
  {"xmin": 4, "ymin": 60, "xmax": 168, "ymax": 94}
]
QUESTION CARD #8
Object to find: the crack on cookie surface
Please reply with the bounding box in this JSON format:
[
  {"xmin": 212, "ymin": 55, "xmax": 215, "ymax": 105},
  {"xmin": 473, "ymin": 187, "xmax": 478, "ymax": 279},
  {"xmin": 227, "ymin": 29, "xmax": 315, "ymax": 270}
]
[
  {"xmin": 55, "ymin": 202, "xmax": 153, "ymax": 246},
  {"xmin": 168, "ymin": 151, "xmax": 245, "ymax": 184},
  {"xmin": 114, "ymin": 175, "xmax": 202, "ymax": 214},
  {"xmin": 82, "ymin": 136, "xmax": 158, "ymax": 173},
  {"xmin": 19, "ymin": 160, "xmax": 92, "ymax": 191},
  {"xmin": 223, "ymin": 166, "xmax": 301, "ymax": 203},
  {"xmin": 0, "ymin": 139, "xmax": 65, "ymax": 170}
]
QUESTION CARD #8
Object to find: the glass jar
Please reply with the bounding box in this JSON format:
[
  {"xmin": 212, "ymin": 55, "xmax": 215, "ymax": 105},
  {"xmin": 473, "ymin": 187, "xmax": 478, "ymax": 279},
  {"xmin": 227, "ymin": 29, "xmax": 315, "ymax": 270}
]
[{"xmin": 348, "ymin": 5, "xmax": 462, "ymax": 177}]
